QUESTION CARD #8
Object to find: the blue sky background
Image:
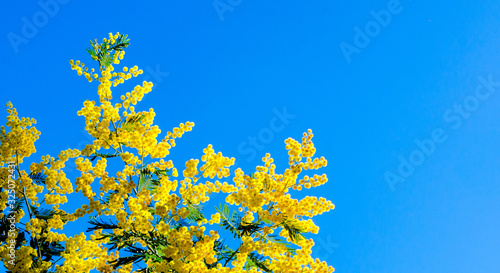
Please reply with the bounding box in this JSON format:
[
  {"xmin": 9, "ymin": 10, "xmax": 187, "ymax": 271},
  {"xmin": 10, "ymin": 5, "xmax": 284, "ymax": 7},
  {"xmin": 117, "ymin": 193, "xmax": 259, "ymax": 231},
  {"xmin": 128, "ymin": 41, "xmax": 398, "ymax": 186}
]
[{"xmin": 2, "ymin": 0, "xmax": 500, "ymax": 272}]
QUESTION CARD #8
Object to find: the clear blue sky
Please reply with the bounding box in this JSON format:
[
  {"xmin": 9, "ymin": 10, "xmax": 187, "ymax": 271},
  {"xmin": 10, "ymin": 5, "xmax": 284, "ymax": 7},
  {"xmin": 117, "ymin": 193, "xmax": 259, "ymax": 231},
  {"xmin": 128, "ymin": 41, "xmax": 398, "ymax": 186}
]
[{"xmin": 2, "ymin": 0, "xmax": 500, "ymax": 272}]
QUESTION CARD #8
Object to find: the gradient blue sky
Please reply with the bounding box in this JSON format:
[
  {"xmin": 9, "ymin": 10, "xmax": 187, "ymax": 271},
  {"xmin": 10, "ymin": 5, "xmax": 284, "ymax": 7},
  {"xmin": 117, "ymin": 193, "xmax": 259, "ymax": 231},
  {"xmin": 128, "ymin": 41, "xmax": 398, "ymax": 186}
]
[{"xmin": 2, "ymin": 1, "xmax": 500, "ymax": 272}]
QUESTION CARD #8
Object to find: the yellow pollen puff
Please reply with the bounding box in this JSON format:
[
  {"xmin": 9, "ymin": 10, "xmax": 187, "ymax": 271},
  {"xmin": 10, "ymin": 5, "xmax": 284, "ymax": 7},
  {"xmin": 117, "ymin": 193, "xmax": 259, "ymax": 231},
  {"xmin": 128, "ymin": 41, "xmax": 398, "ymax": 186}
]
[{"xmin": 60, "ymin": 34, "xmax": 335, "ymax": 272}]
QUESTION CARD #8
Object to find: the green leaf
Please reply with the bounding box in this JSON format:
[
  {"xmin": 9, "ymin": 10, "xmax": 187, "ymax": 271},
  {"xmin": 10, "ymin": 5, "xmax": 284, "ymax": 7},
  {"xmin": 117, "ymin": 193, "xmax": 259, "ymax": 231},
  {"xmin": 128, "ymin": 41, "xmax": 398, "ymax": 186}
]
[
  {"xmin": 185, "ymin": 202, "xmax": 205, "ymax": 223},
  {"xmin": 281, "ymin": 218, "xmax": 306, "ymax": 243},
  {"xmin": 137, "ymin": 168, "xmax": 153, "ymax": 192},
  {"xmin": 216, "ymin": 203, "xmax": 241, "ymax": 238},
  {"xmin": 245, "ymin": 252, "xmax": 272, "ymax": 272},
  {"xmin": 29, "ymin": 171, "xmax": 46, "ymax": 185},
  {"xmin": 122, "ymin": 113, "xmax": 146, "ymax": 132},
  {"xmin": 87, "ymin": 218, "xmax": 119, "ymax": 232}
]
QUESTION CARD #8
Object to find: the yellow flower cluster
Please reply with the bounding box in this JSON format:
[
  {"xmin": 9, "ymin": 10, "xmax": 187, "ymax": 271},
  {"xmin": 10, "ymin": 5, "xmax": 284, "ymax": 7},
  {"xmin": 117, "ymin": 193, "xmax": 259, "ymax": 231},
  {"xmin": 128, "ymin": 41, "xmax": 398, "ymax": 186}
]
[
  {"xmin": 44, "ymin": 231, "xmax": 68, "ymax": 243},
  {"xmin": 0, "ymin": 102, "xmax": 40, "ymax": 164},
  {"xmin": 146, "ymin": 226, "xmax": 221, "ymax": 272},
  {"xmin": 123, "ymin": 190, "xmax": 154, "ymax": 233},
  {"xmin": 0, "ymin": 245, "xmax": 43, "ymax": 273},
  {"xmin": 264, "ymin": 238, "xmax": 335, "ymax": 272},
  {"xmin": 47, "ymin": 214, "xmax": 64, "ymax": 231},
  {"xmin": 44, "ymin": 193, "xmax": 68, "ymax": 205},
  {"xmin": 25, "ymin": 217, "xmax": 47, "ymax": 236},
  {"xmin": 150, "ymin": 122, "xmax": 195, "ymax": 159},
  {"xmin": 56, "ymin": 232, "xmax": 116, "ymax": 273},
  {"xmin": 70, "ymin": 59, "xmax": 96, "ymax": 82},
  {"xmin": 200, "ymin": 144, "xmax": 235, "ymax": 179},
  {"xmin": 183, "ymin": 159, "xmax": 199, "ymax": 178},
  {"xmin": 0, "ymin": 33, "xmax": 336, "ymax": 273}
]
